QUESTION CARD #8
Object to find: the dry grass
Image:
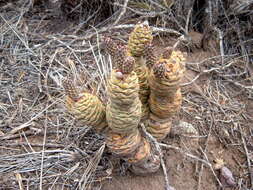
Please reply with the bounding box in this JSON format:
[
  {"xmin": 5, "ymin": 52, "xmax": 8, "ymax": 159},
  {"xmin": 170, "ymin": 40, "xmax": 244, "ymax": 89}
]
[{"xmin": 0, "ymin": 0, "xmax": 252, "ymax": 189}]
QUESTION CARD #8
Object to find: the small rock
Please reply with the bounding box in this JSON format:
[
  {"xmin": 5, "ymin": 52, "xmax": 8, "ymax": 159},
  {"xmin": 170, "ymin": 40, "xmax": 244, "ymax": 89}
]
[
  {"xmin": 171, "ymin": 121, "xmax": 198, "ymax": 136},
  {"xmin": 220, "ymin": 166, "xmax": 236, "ymax": 187}
]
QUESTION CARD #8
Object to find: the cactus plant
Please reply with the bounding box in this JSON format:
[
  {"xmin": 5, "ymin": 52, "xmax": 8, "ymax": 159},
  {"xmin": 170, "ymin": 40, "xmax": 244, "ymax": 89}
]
[
  {"xmin": 147, "ymin": 50, "xmax": 186, "ymax": 140},
  {"xmin": 62, "ymin": 21, "xmax": 186, "ymax": 175}
]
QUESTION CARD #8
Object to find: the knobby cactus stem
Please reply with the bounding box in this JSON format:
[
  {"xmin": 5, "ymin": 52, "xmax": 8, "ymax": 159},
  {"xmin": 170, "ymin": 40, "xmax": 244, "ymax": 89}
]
[
  {"xmin": 147, "ymin": 50, "xmax": 186, "ymax": 141},
  {"xmin": 105, "ymin": 35, "xmax": 161, "ymax": 174},
  {"xmin": 63, "ymin": 21, "xmax": 187, "ymax": 176}
]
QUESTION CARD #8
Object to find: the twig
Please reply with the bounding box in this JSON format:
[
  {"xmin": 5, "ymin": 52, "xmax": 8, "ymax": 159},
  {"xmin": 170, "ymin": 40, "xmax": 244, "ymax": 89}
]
[
  {"xmin": 113, "ymin": 0, "xmax": 129, "ymax": 26},
  {"xmin": 215, "ymin": 27, "xmax": 224, "ymax": 65},
  {"xmin": 22, "ymin": 131, "xmax": 35, "ymax": 153},
  {"xmin": 1, "ymin": 142, "xmax": 66, "ymax": 148},
  {"xmin": 140, "ymin": 124, "xmax": 173, "ymax": 190},
  {"xmin": 239, "ymin": 125, "xmax": 253, "ymax": 189},
  {"xmin": 200, "ymin": 148, "xmax": 223, "ymax": 187},
  {"xmin": 185, "ymin": 8, "xmax": 192, "ymax": 35},
  {"xmin": 15, "ymin": 173, "xmax": 24, "ymax": 190},
  {"xmin": 79, "ymin": 143, "xmax": 105, "ymax": 189},
  {"xmin": 39, "ymin": 106, "xmax": 48, "ymax": 190},
  {"xmin": 197, "ymin": 114, "xmax": 213, "ymax": 190}
]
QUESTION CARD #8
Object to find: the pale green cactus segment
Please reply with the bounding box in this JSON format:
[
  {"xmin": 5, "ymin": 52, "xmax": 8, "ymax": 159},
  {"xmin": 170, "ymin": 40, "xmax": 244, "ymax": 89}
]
[
  {"xmin": 65, "ymin": 93, "xmax": 107, "ymax": 131},
  {"xmin": 106, "ymin": 69, "xmax": 142, "ymax": 134},
  {"xmin": 128, "ymin": 21, "xmax": 153, "ymax": 57}
]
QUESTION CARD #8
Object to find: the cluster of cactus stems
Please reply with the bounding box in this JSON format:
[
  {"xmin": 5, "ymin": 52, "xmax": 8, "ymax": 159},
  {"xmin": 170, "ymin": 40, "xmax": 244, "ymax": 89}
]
[{"xmin": 63, "ymin": 21, "xmax": 186, "ymax": 175}]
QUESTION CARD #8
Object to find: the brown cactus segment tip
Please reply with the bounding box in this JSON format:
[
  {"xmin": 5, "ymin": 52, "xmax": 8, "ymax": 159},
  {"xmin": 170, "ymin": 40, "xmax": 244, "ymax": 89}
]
[
  {"xmin": 103, "ymin": 36, "xmax": 118, "ymax": 57},
  {"xmin": 162, "ymin": 46, "xmax": 173, "ymax": 59},
  {"xmin": 144, "ymin": 43, "xmax": 156, "ymax": 69},
  {"xmin": 114, "ymin": 45, "xmax": 127, "ymax": 69},
  {"xmin": 120, "ymin": 56, "xmax": 135, "ymax": 74},
  {"xmin": 153, "ymin": 62, "xmax": 167, "ymax": 79},
  {"xmin": 62, "ymin": 77, "xmax": 80, "ymax": 101}
]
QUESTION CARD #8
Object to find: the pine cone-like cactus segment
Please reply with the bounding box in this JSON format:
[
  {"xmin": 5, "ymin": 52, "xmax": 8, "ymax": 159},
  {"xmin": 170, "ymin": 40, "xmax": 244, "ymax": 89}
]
[
  {"xmin": 147, "ymin": 50, "xmax": 186, "ymax": 140},
  {"xmin": 144, "ymin": 43, "xmax": 156, "ymax": 69},
  {"xmin": 106, "ymin": 70, "xmax": 141, "ymax": 134},
  {"xmin": 103, "ymin": 36, "xmax": 119, "ymax": 57},
  {"xmin": 127, "ymin": 21, "xmax": 153, "ymax": 120},
  {"xmin": 106, "ymin": 129, "xmax": 160, "ymax": 174},
  {"xmin": 106, "ymin": 66, "xmax": 160, "ymax": 173},
  {"xmin": 114, "ymin": 45, "xmax": 127, "ymax": 69},
  {"xmin": 149, "ymin": 89, "xmax": 182, "ymax": 119},
  {"xmin": 130, "ymin": 138, "xmax": 160, "ymax": 175},
  {"xmin": 150, "ymin": 52, "xmax": 185, "ymax": 97},
  {"xmin": 120, "ymin": 56, "xmax": 135, "ymax": 75},
  {"xmin": 146, "ymin": 114, "xmax": 172, "ymax": 141},
  {"xmin": 63, "ymin": 78, "xmax": 107, "ymax": 132},
  {"xmin": 161, "ymin": 46, "xmax": 173, "ymax": 59},
  {"xmin": 128, "ymin": 21, "xmax": 153, "ymax": 57},
  {"xmin": 133, "ymin": 57, "xmax": 150, "ymax": 120},
  {"xmin": 62, "ymin": 78, "xmax": 80, "ymax": 101},
  {"xmin": 153, "ymin": 62, "xmax": 167, "ymax": 79}
]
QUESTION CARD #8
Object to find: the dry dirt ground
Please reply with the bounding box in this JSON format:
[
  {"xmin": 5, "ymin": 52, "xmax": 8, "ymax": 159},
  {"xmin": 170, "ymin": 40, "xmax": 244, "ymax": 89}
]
[{"xmin": 0, "ymin": 2, "xmax": 253, "ymax": 190}]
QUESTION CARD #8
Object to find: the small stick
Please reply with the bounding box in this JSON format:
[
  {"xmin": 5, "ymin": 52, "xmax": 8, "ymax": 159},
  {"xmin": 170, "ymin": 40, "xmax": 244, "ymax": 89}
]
[
  {"xmin": 15, "ymin": 173, "xmax": 24, "ymax": 190},
  {"xmin": 39, "ymin": 109, "xmax": 48, "ymax": 190},
  {"xmin": 1, "ymin": 142, "xmax": 66, "ymax": 148},
  {"xmin": 215, "ymin": 27, "xmax": 224, "ymax": 65},
  {"xmin": 79, "ymin": 144, "xmax": 105, "ymax": 189},
  {"xmin": 239, "ymin": 125, "xmax": 253, "ymax": 189},
  {"xmin": 113, "ymin": 0, "xmax": 129, "ymax": 25},
  {"xmin": 185, "ymin": 8, "xmax": 192, "ymax": 35},
  {"xmin": 200, "ymin": 148, "xmax": 223, "ymax": 187},
  {"xmin": 197, "ymin": 114, "xmax": 213, "ymax": 190}
]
